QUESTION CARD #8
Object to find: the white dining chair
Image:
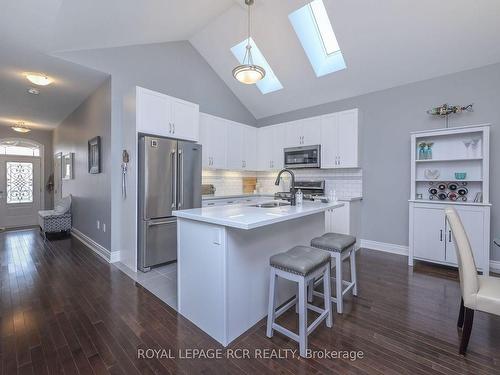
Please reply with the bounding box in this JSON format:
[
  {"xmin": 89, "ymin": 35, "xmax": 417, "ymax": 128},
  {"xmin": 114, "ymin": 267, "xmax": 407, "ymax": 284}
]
[{"xmin": 445, "ymin": 207, "xmax": 500, "ymax": 355}]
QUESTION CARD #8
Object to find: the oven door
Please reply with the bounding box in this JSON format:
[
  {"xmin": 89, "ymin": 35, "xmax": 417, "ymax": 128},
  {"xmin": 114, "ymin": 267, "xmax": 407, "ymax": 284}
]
[{"xmin": 284, "ymin": 145, "xmax": 320, "ymax": 168}]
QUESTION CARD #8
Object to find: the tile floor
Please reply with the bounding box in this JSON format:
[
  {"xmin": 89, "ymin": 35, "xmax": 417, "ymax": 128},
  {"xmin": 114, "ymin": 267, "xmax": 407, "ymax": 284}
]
[{"xmin": 113, "ymin": 261, "xmax": 178, "ymax": 310}]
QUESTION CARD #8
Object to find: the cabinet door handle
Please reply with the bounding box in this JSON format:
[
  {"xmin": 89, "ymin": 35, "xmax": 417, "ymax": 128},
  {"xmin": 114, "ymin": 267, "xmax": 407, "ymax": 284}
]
[
  {"xmin": 173, "ymin": 123, "xmax": 175, "ymax": 133},
  {"xmin": 448, "ymin": 230, "xmax": 452, "ymax": 243},
  {"xmin": 169, "ymin": 123, "xmax": 172, "ymax": 133},
  {"xmin": 440, "ymin": 229, "xmax": 443, "ymax": 242}
]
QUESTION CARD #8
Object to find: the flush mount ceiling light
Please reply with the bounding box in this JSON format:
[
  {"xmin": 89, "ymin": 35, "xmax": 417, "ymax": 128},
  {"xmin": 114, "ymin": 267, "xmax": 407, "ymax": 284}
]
[
  {"xmin": 11, "ymin": 121, "xmax": 31, "ymax": 133},
  {"xmin": 232, "ymin": 0, "xmax": 265, "ymax": 84},
  {"xmin": 25, "ymin": 72, "xmax": 53, "ymax": 86}
]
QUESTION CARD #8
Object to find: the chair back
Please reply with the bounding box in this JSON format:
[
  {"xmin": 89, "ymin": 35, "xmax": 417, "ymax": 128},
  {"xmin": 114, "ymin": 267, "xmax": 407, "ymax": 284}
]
[{"xmin": 445, "ymin": 207, "xmax": 478, "ymax": 306}]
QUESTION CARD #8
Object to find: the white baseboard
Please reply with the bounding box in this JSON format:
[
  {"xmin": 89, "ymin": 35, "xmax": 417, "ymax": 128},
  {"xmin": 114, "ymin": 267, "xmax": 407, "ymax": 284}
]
[
  {"xmin": 71, "ymin": 228, "xmax": 120, "ymax": 263},
  {"xmin": 361, "ymin": 239, "xmax": 500, "ymax": 273},
  {"xmin": 360, "ymin": 239, "xmax": 409, "ymax": 256},
  {"xmin": 490, "ymin": 260, "xmax": 500, "ymax": 273}
]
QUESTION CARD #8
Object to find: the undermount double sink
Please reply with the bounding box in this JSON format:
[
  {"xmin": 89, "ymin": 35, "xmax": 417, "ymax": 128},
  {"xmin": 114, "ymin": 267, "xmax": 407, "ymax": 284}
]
[{"xmin": 249, "ymin": 201, "xmax": 290, "ymax": 208}]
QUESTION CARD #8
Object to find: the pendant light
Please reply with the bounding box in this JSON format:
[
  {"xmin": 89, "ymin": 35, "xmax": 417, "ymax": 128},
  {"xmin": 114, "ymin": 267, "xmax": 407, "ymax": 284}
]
[
  {"xmin": 12, "ymin": 121, "xmax": 31, "ymax": 133},
  {"xmin": 232, "ymin": 0, "xmax": 265, "ymax": 84}
]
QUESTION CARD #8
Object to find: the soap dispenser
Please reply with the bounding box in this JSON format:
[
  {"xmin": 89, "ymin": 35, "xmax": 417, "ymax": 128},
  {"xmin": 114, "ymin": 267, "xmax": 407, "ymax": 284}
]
[{"xmin": 296, "ymin": 189, "xmax": 303, "ymax": 206}]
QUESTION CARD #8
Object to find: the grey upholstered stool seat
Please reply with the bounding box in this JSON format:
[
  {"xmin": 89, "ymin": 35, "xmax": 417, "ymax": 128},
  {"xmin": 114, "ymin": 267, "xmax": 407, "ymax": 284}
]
[
  {"xmin": 309, "ymin": 232, "xmax": 358, "ymax": 314},
  {"xmin": 269, "ymin": 246, "xmax": 331, "ymax": 275},
  {"xmin": 267, "ymin": 246, "xmax": 332, "ymax": 357},
  {"xmin": 311, "ymin": 233, "xmax": 356, "ymax": 253}
]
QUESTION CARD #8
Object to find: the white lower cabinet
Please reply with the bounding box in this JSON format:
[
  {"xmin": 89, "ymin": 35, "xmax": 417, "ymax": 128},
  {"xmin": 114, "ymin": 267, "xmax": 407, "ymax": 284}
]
[
  {"xmin": 409, "ymin": 202, "xmax": 490, "ymax": 273},
  {"xmin": 324, "ymin": 200, "xmax": 361, "ymax": 246}
]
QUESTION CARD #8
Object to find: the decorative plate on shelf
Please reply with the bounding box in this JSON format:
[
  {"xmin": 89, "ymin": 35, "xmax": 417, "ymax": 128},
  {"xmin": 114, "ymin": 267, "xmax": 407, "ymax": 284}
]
[{"xmin": 424, "ymin": 169, "xmax": 440, "ymax": 180}]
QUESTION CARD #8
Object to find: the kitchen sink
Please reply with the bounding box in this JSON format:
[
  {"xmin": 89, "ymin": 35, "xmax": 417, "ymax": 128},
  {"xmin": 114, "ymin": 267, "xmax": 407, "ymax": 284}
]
[{"xmin": 249, "ymin": 201, "xmax": 290, "ymax": 208}]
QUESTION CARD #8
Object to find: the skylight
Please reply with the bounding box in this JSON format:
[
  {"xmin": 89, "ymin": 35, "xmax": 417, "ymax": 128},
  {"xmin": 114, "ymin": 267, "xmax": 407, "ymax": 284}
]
[
  {"xmin": 289, "ymin": 0, "xmax": 346, "ymax": 77},
  {"xmin": 231, "ymin": 38, "xmax": 283, "ymax": 94}
]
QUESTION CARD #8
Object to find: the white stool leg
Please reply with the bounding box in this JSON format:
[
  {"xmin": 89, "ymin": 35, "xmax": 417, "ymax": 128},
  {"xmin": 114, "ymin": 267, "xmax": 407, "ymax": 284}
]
[
  {"xmin": 307, "ymin": 279, "xmax": 314, "ymax": 303},
  {"xmin": 266, "ymin": 268, "xmax": 277, "ymax": 338},
  {"xmin": 298, "ymin": 276, "xmax": 308, "ymax": 357},
  {"xmin": 335, "ymin": 253, "xmax": 343, "ymax": 314},
  {"xmin": 350, "ymin": 249, "xmax": 358, "ymax": 296},
  {"xmin": 323, "ymin": 264, "xmax": 333, "ymax": 327}
]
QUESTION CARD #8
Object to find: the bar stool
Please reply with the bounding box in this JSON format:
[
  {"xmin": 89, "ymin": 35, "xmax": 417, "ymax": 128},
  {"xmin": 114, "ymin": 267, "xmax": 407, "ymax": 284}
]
[
  {"xmin": 266, "ymin": 246, "xmax": 332, "ymax": 357},
  {"xmin": 309, "ymin": 233, "xmax": 358, "ymax": 314}
]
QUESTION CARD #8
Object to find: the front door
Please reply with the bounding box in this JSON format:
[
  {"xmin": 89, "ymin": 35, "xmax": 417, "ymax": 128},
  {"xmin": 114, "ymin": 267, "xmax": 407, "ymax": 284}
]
[{"xmin": 0, "ymin": 156, "xmax": 41, "ymax": 228}]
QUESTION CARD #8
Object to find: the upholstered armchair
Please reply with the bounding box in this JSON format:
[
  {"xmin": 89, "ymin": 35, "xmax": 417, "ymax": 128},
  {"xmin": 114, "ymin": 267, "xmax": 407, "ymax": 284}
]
[
  {"xmin": 445, "ymin": 207, "xmax": 500, "ymax": 355},
  {"xmin": 38, "ymin": 195, "xmax": 72, "ymax": 240}
]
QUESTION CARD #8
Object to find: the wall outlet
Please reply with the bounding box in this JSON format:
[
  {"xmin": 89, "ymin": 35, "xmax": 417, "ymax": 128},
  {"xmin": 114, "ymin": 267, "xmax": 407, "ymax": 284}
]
[{"xmin": 97, "ymin": 220, "xmax": 100, "ymax": 230}]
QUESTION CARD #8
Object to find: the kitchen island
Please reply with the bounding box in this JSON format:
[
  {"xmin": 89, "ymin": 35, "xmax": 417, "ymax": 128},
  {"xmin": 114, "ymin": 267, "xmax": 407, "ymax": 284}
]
[{"xmin": 173, "ymin": 200, "xmax": 343, "ymax": 346}]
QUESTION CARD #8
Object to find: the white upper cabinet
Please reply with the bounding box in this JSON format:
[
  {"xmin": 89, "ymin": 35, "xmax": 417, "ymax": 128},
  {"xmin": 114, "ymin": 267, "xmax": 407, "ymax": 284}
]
[
  {"xmin": 199, "ymin": 113, "xmax": 227, "ymax": 169},
  {"xmin": 171, "ymin": 97, "xmax": 199, "ymax": 141},
  {"xmin": 337, "ymin": 109, "xmax": 359, "ymax": 168},
  {"xmin": 284, "ymin": 118, "xmax": 321, "ymax": 147},
  {"xmin": 244, "ymin": 126, "xmax": 257, "ymax": 170},
  {"xmin": 136, "ymin": 87, "xmax": 199, "ymax": 141},
  {"xmin": 258, "ymin": 124, "xmax": 285, "ymax": 170},
  {"xmin": 320, "ymin": 109, "xmax": 358, "ymax": 168},
  {"xmin": 301, "ymin": 118, "xmax": 322, "ymax": 146},
  {"xmin": 225, "ymin": 121, "xmax": 257, "ymax": 170},
  {"xmin": 199, "ymin": 108, "xmax": 358, "ymax": 171},
  {"xmin": 257, "ymin": 126, "xmax": 273, "ymax": 170},
  {"xmin": 226, "ymin": 122, "xmax": 244, "ymax": 170}
]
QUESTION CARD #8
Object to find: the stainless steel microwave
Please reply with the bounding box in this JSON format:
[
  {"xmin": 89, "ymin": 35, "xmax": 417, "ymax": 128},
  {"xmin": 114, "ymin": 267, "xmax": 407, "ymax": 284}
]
[{"xmin": 284, "ymin": 145, "xmax": 321, "ymax": 169}]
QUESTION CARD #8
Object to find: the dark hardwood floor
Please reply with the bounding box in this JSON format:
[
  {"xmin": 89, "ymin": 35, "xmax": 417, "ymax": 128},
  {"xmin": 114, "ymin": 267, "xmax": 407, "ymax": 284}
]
[{"xmin": 1, "ymin": 228, "xmax": 499, "ymax": 374}]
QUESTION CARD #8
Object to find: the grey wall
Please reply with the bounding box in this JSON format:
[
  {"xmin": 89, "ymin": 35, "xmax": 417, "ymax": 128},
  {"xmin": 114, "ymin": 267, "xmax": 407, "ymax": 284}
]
[
  {"xmin": 258, "ymin": 62, "xmax": 500, "ymax": 261},
  {"xmin": 53, "ymin": 78, "xmax": 111, "ymax": 249},
  {"xmin": 0, "ymin": 126, "xmax": 53, "ymax": 209}
]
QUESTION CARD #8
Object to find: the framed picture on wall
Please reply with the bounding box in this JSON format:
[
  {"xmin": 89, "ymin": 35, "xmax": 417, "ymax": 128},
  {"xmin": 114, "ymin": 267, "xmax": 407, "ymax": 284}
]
[
  {"xmin": 62, "ymin": 153, "xmax": 74, "ymax": 180},
  {"xmin": 88, "ymin": 136, "xmax": 101, "ymax": 174}
]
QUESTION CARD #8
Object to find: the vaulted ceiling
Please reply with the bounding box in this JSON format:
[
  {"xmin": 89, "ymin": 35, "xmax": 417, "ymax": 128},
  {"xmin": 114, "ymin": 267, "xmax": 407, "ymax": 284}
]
[
  {"xmin": 1, "ymin": 0, "xmax": 500, "ymax": 128},
  {"xmin": 191, "ymin": 0, "xmax": 500, "ymax": 119}
]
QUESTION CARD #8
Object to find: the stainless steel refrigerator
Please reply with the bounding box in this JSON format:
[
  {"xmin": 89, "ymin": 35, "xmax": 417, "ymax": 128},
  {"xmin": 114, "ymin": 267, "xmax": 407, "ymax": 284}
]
[{"xmin": 138, "ymin": 135, "xmax": 201, "ymax": 272}]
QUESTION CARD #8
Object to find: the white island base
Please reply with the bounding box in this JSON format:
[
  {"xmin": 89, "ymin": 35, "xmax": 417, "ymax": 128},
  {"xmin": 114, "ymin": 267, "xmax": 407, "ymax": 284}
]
[{"xmin": 175, "ymin": 201, "xmax": 342, "ymax": 346}]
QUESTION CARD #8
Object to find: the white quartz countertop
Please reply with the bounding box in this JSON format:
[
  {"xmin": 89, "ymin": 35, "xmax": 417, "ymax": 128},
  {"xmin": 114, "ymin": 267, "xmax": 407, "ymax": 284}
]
[{"xmin": 173, "ymin": 200, "xmax": 344, "ymax": 230}]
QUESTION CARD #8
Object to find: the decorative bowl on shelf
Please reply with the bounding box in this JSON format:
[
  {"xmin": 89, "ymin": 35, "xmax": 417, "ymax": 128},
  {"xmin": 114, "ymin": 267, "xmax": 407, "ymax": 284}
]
[
  {"xmin": 455, "ymin": 172, "xmax": 467, "ymax": 180},
  {"xmin": 424, "ymin": 169, "xmax": 440, "ymax": 180}
]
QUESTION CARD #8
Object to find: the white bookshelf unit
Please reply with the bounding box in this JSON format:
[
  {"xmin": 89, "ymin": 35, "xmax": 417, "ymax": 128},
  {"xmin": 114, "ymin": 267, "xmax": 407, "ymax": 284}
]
[{"xmin": 408, "ymin": 124, "xmax": 491, "ymax": 274}]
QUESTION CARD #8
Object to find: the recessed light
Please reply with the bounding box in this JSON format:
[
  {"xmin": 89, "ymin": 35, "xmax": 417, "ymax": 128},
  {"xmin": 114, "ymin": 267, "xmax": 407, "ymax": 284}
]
[
  {"xmin": 25, "ymin": 73, "xmax": 53, "ymax": 86},
  {"xmin": 11, "ymin": 121, "xmax": 31, "ymax": 133},
  {"xmin": 27, "ymin": 87, "xmax": 40, "ymax": 95}
]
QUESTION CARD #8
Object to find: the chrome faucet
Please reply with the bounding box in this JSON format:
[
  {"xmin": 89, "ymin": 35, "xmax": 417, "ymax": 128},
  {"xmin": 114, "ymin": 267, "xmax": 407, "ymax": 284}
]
[{"xmin": 275, "ymin": 169, "xmax": 296, "ymax": 206}]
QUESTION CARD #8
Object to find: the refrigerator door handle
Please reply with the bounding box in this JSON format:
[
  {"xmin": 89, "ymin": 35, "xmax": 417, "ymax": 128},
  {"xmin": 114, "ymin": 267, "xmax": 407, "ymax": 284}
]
[
  {"xmin": 148, "ymin": 219, "xmax": 177, "ymax": 227},
  {"xmin": 171, "ymin": 149, "xmax": 177, "ymax": 209},
  {"xmin": 178, "ymin": 149, "xmax": 184, "ymax": 209}
]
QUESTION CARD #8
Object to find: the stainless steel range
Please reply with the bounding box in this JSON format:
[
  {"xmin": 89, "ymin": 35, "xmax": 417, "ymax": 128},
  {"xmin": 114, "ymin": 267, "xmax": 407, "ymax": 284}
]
[{"xmin": 274, "ymin": 180, "xmax": 325, "ymax": 201}]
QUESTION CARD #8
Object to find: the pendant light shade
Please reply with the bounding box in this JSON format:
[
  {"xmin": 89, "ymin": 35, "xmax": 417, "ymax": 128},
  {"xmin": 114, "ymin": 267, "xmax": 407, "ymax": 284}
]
[{"xmin": 232, "ymin": 0, "xmax": 265, "ymax": 84}]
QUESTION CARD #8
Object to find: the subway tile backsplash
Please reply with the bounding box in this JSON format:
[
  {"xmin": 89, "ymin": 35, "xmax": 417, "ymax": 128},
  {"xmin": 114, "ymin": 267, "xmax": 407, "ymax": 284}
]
[{"xmin": 202, "ymin": 169, "xmax": 363, "ymax": 198}]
